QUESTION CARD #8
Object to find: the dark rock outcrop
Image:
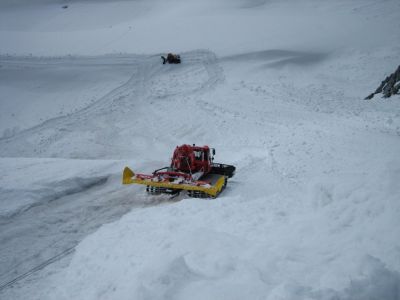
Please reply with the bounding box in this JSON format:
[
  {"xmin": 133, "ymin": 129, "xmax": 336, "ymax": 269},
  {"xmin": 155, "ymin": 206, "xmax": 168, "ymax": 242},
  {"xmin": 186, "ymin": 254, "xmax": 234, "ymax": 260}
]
[{"xmin": 365, "ymin": 65, "xmax": 400, "ymax": 100}]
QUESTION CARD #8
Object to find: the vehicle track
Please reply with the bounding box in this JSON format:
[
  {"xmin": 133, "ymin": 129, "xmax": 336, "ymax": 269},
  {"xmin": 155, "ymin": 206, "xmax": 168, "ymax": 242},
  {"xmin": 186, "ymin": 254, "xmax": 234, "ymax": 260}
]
[{"xmin": 0, "ymin": 50, "xmax": 224, "ymax": 159}]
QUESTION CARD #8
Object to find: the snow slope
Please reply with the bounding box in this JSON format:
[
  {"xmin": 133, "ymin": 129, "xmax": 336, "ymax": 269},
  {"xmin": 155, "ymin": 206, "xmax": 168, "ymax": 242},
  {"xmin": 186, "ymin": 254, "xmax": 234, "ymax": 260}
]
[{"xmin": 0, "ymin": 0, "xmax": 400, "ymax": 299}]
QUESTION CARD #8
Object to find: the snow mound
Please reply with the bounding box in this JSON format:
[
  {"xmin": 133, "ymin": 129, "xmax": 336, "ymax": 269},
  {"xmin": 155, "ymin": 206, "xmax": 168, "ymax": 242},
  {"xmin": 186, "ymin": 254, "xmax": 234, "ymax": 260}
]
[
  {"xmin": 45, "ymin": 163, "xmax": 400, "ymax": 300},
  {"xmin": 0, "ymin": 158, "xmax": 114, "ymax": 218}
]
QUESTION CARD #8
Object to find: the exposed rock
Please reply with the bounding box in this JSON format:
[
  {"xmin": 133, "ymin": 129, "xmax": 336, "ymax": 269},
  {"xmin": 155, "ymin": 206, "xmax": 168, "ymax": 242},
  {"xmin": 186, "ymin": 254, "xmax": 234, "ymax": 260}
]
[{"xmin": 365, "ymin": 65, "xmax": 400, "ymax": 99}]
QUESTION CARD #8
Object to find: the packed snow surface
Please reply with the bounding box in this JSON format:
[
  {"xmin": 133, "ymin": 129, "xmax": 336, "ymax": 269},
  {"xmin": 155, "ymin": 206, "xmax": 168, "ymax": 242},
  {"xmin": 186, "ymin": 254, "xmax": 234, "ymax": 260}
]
[{"xmin": 0, "ymin": 0, "xmax": 400, "ymax": 299}]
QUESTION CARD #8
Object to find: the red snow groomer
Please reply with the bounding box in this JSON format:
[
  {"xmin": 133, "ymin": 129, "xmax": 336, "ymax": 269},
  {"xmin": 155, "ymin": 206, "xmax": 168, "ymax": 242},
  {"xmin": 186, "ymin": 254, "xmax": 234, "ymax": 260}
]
[
  {"xmin": 123, "ymin": 144, "xmax": 235, "ymax": 198},
  {"xmin": 161, "ymin": 53, "xmax": 181, "ymax": 64}
]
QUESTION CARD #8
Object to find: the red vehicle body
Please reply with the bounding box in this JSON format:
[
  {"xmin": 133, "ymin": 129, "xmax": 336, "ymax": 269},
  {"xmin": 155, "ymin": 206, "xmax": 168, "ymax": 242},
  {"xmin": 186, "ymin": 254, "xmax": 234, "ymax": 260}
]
[{"xmin": 171, "ymin": 144, "xmax": 212, "ymax": 174}]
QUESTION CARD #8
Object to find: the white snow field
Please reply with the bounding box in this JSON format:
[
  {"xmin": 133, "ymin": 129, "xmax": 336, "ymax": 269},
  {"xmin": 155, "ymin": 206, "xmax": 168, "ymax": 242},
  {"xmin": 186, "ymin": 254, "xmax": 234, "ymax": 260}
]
[{"xmin": 0, "ymin": 0, "xmax": 400, "ymax": 299}]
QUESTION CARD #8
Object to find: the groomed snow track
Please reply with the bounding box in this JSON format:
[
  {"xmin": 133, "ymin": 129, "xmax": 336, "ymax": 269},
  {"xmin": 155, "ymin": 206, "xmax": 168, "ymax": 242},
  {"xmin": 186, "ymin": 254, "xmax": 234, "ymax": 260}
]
[{"xmin": 0, "ymin": 50, "xmax": 223, "ymax": 159}]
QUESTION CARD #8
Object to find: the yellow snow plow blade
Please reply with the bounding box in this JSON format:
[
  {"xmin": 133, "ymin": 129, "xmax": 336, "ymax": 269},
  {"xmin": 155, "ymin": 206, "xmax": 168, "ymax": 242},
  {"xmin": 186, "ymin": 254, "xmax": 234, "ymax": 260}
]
[{"xmin": 122, "ymin": 167, "xmax": 225, "ymax": 197}]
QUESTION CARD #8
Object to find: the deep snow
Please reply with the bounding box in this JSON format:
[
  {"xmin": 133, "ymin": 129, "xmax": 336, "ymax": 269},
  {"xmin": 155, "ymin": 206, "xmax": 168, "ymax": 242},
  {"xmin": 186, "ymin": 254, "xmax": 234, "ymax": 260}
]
[{"xmin": 0, "ymin": 0, "xmax": 400, "ymax": 299}]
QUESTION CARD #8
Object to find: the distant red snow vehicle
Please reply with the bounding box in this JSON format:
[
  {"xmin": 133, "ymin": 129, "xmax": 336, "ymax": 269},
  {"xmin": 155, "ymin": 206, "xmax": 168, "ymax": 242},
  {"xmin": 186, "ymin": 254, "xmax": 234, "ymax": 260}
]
[{"xmin": 123, "ymin": 144, "xmax": 235, "ymax": 198}]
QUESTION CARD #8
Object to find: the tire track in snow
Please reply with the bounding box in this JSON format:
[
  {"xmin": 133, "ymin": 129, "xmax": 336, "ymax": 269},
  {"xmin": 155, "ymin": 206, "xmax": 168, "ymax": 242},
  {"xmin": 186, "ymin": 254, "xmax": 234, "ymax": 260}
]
[
  {"xmin": 0, "ymin": 50, "xmax": 224, "ymax": 159},
  {"xmin": 0, "ymin": 246, "xmax": 75, "ymax": 293}
]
